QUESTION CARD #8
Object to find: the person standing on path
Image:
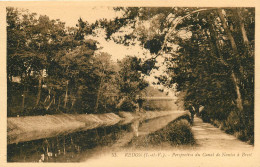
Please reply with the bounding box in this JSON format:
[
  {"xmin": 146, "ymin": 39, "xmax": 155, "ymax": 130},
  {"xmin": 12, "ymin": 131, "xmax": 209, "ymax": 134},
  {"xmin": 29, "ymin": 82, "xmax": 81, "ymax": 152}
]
[
  {"xmin": 136, "ymin": 95, "xmax": 145, "ymax": 114},
  {"xmin": 188, "ymin": 105, "xmax": 195, "ymax": 124}
]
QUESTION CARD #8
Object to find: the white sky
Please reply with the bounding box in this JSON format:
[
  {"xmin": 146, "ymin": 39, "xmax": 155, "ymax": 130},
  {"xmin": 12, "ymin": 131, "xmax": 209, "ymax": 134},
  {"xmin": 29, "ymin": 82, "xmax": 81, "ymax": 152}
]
[{"xmin": 8, "ymin": 4, "xmax": 121, "ymax": 26}]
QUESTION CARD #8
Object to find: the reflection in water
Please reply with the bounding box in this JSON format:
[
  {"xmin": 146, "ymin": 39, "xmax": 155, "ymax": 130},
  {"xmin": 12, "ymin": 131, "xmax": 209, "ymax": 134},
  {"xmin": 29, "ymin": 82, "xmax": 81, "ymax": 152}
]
[
  {"xmin": 131, "ymin": 120, "xmax": 140, "ymax": 137},
  {"xmin": 8, "ymin": 124, "xmax": 131, "ymax": 162},
  {"xmin": 8, "ymin": 113, "xmax": 185, "ymax": 162}
]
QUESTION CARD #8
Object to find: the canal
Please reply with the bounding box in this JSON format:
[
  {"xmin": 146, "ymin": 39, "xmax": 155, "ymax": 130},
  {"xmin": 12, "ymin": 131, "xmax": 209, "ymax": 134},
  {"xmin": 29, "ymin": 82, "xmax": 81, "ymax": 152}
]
[{"xmin": 7, "ymin": 111, "xmax": 193, "ymax": 162}]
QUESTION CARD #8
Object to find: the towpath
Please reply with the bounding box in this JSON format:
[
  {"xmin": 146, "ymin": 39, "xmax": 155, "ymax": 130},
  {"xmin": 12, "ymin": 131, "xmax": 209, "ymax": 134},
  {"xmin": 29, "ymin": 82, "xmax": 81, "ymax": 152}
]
[{"xmin": 192, "ymin": 116, "xmax": 253, "ymax": 151}]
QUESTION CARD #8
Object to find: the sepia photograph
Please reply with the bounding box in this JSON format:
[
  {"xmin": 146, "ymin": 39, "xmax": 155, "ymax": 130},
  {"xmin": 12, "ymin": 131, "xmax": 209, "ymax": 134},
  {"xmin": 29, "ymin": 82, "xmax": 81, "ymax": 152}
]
[{"xmin": 1, "ymin": 1, "xmax": 259, "ymax": 166}]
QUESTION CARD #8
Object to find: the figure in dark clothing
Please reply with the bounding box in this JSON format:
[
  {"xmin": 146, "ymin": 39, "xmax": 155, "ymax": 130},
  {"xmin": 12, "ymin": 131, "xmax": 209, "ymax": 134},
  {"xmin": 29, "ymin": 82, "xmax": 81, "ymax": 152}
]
[
  {"xmin": 188, "ymin": 105, "xmax": 195, "ymax": 124},
  {"xmin": 136, "ymin": 95, "xmax": 145, "ymax": 113}
]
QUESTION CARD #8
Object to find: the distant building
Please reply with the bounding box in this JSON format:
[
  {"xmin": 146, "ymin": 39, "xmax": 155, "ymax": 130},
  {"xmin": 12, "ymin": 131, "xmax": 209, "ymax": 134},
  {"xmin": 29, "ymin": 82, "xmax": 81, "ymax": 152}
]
[{"xmin": 11, "ymin": 76, "xmax": 21, "ymax": 83}]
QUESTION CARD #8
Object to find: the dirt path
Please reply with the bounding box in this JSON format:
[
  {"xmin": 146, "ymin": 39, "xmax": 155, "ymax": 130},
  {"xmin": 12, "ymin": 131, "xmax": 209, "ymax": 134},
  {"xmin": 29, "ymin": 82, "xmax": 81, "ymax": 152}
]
[{"xmin": 192, "ymin": 116, "xmax": 253, "ymax": 151}]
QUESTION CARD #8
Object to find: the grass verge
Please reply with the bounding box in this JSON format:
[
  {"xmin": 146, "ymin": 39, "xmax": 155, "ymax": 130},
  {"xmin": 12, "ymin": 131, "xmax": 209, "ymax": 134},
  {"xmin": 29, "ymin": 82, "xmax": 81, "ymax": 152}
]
[{"xmin": 127, "ymin": 114, "xmax": 196, "ymax": 147}]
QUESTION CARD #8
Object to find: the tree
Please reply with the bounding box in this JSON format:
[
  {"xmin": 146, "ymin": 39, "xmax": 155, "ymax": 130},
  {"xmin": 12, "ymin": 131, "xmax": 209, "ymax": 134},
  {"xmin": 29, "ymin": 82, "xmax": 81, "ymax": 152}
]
[
  {"xmin": 7, "ymin": 7, "xmax": 69, "ymax": 112},
  {"xmin": 7, "ymin": 8, "xmax": 100, "ymax": 114},
  {"xmin": 106, "ymin": 7, "xmax": 254, "ymax": 142},
  {"xmin": 57, "ymin": 38, "xmax": 98, "ymax": 112},
  {"xmin": 116, "ymin": 56, "xmax": 148, "ymax": 111}
]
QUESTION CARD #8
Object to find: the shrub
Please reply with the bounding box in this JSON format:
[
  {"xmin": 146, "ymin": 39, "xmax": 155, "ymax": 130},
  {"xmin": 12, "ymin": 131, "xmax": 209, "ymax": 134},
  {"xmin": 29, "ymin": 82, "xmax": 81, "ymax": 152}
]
[
  {"xmin": 200, "ymin": 109, "xmax": 211, "ymax": 122},
  {"xmin": 166, "ymin": 119, "xmax": 195, "ymax": 145},
  {"xmin": 127, "ymin": 117, "xmax": 196, "ymax": 147},
  {"xmin": 224, "ymin": 111, "xmax": 240, "ymax": 134},
  {"xmin": 119, "ymin": 99, "xmax": 137, "ymax": 112}
]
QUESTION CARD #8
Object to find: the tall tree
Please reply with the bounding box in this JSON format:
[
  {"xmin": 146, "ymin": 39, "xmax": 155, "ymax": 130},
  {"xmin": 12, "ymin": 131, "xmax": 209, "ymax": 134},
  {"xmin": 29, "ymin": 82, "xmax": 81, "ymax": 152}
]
[
  {"xmin": 105, "ymin": 7, "xmax": 254, "ymax": 142},
  {"xmin": 116, "ymin": 56, "xmax": 148, "ymax": 111}
]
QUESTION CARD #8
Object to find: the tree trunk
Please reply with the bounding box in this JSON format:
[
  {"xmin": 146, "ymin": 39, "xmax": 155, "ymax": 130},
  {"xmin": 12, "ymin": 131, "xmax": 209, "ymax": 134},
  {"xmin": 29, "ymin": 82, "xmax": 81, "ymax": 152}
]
[
  {"xmin": 71, "ymin": 86, "xmax": 83, "ymax": 110},
  {"xmin": 35, "ymin": 76, "xmax": 42, "ymax": 107},
  {"xmin": 235, "ymin": 8, "xmax": 249, "ymax": 48},
  {"xmin": 43, "ymin": 89, "xmax": 51, "ymax": 104},
  {"xmin": 94, "ymin": 77, "xmax": 104, "ymax": 112},
  {"xmin": 21, "ymin": 86, "xmax": 27, "ymax": 111},
  {"xmin": 70, "ymin": 95, "xmax": 76, "ymax": 110},
  {"xmin": 63, "ymin": 137, "xmax": 66, "ymax": 155},
  {"xmin": 207, "ymin": 24, "xmax": 243, "ymax": 112},
  {"xmin": 218, "ymin": 9, "xmax": 244, "ymax": 75},
  {"xmin": 46, "ymin": 96, "xmax": 55, "ymax": 111},
  {"xmin": 94, "ymin": 68, "xmax": 105, "ymax": 112},
  {"xmin": 53, "ymin": 95, "xmax": 55, "ymax": 104},
  {"xmin": 217, "ymin": 9, "xmax": 239, "ymax": 56},
  {"xmin": 216, "ymin": 9, "xmax": 244, "ymax": 112},
  {"xmin": 57, "ymin": 96, "xmax": 61, "ymax": 111},
  {"xmin": 64, "ymin": 80, "xmax": 69, "ymax": 108},
  {"xmin": 206, "ymin": 23, "xmax": 245, "ymax": 128},
  {"xmin": 231, "ymin": 71, "xmax": 244, "ymax": 112}
]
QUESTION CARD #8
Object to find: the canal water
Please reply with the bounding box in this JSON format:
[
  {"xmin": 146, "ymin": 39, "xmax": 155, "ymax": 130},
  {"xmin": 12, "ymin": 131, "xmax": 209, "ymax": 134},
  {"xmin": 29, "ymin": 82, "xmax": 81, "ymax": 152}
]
[{"xmin": 7, "ymin": 111, "xmax": 191, "ymax": 162}]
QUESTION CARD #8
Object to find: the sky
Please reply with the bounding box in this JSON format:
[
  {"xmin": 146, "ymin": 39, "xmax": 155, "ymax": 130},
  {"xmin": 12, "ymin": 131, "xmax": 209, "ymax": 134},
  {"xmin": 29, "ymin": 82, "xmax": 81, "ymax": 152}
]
[{"xmin": 8, "ymin": 4, "xmax": 121, "ymax": 26}]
